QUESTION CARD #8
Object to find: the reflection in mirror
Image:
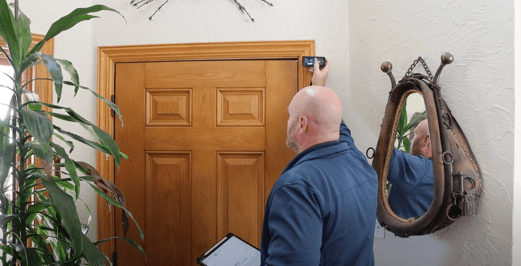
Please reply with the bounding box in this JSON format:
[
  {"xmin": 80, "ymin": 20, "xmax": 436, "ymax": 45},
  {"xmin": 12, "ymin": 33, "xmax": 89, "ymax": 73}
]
[{"xmin": 386, "ymin": 92, "xmax": 434, "ymax": 220}]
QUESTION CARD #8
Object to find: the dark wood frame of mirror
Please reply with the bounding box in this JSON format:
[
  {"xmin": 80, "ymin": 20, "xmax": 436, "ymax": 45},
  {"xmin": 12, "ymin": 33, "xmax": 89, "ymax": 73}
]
[
  {"xmin": 373, "ymin": 75, "xmax": 483, "ymax": 237},
  {"xmin": 373, "ymin": 78, "xmax": 444, "ymax": 237}
]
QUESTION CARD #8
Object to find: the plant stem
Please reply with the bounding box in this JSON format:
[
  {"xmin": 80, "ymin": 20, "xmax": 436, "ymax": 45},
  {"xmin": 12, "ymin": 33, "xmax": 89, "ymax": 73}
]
[
  {"xmin": 14, "ymin": 71, "xmax": 29, "ymax": 261},
  {"xmin": 14, "ymin": 0, "xmax": 19, "ymax": 21},
  {"xmin": 10, "ymin": 89, "xmax": 18, "ymax": 264},
  {"xmin": 1, "ymin": 193, "xmax": 7, "ymax": 265}
]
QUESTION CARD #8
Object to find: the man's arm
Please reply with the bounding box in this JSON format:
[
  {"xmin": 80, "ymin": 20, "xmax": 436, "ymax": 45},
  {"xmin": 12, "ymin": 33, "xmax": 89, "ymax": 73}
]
[
  {"xmin": 265, "ymin": 185, "xmax": 322, "ymax": 266},
  {"xmin": 388, "ymin": 148, "xmax": 432, "ymax": 192},
  {"xmin": 339, "ymin": 119, "xmax": 355, "ymax": 147}
]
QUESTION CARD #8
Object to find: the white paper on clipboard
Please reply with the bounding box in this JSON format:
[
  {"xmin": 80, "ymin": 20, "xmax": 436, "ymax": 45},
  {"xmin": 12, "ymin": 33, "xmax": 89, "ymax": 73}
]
[{"xmin": 200, "ymin": 235, "xmax": 260, "ymax": 266}]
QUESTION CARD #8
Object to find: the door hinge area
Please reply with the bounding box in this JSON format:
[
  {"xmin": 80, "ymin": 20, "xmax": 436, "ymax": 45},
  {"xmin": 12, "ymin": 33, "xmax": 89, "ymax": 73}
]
[
  {"xmin": 112, "ymin": 251, "xmax": 118, "ymax": 266},
  {"xmin": 111, "ymin": 95, "xmax": 115, "ymax": 118}
]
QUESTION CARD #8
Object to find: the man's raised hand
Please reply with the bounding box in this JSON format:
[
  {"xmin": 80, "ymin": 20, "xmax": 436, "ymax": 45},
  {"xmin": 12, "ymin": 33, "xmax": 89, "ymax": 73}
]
[{"xmin": 308, "ymin": 58, "xmax": 331, "ymax": 86}]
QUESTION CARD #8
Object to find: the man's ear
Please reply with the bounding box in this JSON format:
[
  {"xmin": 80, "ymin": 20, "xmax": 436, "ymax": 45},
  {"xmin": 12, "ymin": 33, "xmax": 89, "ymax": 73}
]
[
  {"xmin": 299, "ymin": 116, "xmax": 308, "ymax": 134},
  {"xmin": 423, "ymin": 135, "xmax": 430, "ymax": 147}
]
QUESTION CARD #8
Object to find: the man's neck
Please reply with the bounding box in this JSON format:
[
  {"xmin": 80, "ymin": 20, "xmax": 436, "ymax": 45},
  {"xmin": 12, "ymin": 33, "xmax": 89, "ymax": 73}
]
[{"xmin": 298, "ymin": 133, "xmax": 340, "ymax": 153}]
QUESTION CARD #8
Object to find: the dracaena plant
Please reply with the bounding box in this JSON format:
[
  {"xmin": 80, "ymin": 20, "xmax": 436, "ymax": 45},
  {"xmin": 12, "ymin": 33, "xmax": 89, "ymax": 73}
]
[
  {"xmin": 0, "ymin": 1, "xmax": 145, "ymax": 265},
  {"xmin": 395, "ymin": 102, "xmax": 426, "ymax": 153}
]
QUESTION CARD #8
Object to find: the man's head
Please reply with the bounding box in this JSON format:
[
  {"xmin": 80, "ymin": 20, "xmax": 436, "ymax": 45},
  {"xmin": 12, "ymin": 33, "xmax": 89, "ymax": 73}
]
[
  {"xmin": 286, "ymin": 86, "xmax": 343, "ymax": 153},
  {"xmin": 408, "ymin": 112, "xmax": 427, "ymax": 143},
  {"xmin": 410, "ymin": 119, "xmax": 432, "ymax": 158}
]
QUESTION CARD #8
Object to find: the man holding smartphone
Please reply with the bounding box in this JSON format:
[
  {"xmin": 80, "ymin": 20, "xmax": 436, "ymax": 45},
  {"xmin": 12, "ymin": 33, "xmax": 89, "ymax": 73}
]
[{"xmin": 260, "ymin": 59, "xmax": 378, "ymax": 266}]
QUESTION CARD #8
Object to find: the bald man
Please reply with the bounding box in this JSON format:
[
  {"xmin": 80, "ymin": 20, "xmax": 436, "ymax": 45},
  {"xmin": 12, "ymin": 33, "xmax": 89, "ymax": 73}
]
[
  {"xmin": 387, "ymin": 119, "xmax": 435, "ymax": 219},
  {"xmin": 260, "ymin": 59, "xmax": 378, "ymax": 266}
]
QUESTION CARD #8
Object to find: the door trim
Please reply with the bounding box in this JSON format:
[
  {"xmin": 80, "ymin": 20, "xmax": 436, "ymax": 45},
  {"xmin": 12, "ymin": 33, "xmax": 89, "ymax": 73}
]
[{"xmin": 96, "ymin": 40, "xmax": 315, "ymax": 256}]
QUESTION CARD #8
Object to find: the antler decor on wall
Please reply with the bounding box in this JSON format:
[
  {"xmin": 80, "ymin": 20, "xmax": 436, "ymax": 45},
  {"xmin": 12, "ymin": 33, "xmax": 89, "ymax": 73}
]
[{"xmin": 130, "ymin": 0, "xmax": 274, "ymax": 21}]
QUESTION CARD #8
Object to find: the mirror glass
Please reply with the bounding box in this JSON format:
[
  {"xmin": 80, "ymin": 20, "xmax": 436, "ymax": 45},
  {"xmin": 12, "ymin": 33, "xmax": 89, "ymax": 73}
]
[{"xmin": 386, "ymin": 92, "xmax": 434, "ymax": 220}]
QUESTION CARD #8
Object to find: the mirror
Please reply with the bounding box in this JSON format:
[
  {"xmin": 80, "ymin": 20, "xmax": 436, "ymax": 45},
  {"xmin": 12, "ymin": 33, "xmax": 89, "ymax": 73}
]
[
  {"xmin": 373, "ymin": 53, "xmax": 483, "ymax": 237},
  {"xmin": 386, "ymin": 92, "xmax": 433, "ymax": 220}
]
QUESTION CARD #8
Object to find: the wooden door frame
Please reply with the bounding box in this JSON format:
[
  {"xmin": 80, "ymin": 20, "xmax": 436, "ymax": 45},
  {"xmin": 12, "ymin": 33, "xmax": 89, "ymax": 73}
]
[{"xmin": 96, "ymin": 40, "xmax": 316, "ymax": 257}]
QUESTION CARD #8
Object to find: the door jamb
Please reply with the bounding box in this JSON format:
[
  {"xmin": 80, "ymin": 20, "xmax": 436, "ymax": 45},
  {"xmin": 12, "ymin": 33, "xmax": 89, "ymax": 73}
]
[{"xmin": 96, "ymin": 40, "xmax": 315, "ymax": 257}]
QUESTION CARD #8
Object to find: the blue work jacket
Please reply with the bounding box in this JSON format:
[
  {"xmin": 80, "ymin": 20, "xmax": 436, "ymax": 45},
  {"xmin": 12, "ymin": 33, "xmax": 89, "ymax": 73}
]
[
  {"xmin": 260, "ymin": 121, "xmax": 378, "ymax": 266},
  {"xmin": 387, "ymin": 149, "xmax": 434, "ymax": 219}
]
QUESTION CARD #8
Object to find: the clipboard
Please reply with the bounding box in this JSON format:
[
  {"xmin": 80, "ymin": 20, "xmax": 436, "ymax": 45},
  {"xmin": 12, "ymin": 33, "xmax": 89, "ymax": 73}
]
[{"xmin": 196, "ymin": 233, "xmax": 260, "ymax": 266}]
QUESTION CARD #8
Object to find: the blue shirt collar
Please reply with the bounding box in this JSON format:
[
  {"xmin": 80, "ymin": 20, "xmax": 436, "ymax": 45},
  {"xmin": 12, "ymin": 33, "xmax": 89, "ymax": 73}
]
[{"xmin": 281, "ymin": 140, "xmax": 347, "ymax": 175}]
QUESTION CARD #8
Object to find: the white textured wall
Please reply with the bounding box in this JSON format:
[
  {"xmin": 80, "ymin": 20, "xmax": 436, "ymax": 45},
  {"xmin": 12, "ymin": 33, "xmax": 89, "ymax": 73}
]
[
  {"xmin": 349, "ymin": 0, "xmax": 514, "ymax": 265},
  {"xmin": 513, "ymin": 1, "xmax": 521, "ymax": 265}
]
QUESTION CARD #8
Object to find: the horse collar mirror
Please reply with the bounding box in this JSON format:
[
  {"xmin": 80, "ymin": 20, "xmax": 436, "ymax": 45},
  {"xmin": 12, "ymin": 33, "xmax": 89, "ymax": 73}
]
[{"xmin": 372, "ymin": 53, "xmax": 482, "ymax": 237}]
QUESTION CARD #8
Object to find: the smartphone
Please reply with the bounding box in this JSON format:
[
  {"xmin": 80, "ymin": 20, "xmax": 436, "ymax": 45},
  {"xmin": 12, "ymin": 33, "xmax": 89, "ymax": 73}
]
[{"xmin": 302, "ymin": 56, "xmax": 326, "ymax": 67}]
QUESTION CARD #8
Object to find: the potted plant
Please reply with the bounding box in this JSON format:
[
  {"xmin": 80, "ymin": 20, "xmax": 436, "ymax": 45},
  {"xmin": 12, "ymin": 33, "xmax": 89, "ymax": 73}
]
[{"xmin": 0, "ymin": 1, "xmax": 144, "ymax": 265}]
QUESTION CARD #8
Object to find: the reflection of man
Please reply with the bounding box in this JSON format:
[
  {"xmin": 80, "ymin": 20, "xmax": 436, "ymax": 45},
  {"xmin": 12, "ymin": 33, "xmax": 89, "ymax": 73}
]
[
  {"xmin": 407, "ymin": 112, "xmax": 427, "ymax": 143},
  {"xmin": 388, "ymin": 119, "xmax": 434, "ymax": 219},
  {"xmin": 261, "ymin": 59, "xmax": 378, "ymax": 265}
]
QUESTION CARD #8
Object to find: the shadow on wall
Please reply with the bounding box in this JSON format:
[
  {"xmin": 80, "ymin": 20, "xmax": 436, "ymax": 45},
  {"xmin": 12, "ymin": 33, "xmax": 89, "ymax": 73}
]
[{"xmin": 374, "ymin": 233, "xmax": 450, "ymax": 266}]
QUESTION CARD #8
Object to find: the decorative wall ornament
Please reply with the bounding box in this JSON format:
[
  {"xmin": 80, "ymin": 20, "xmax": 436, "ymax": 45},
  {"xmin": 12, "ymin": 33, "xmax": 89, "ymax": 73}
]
[
  {"xmin": 372, "ymin": 53, "xmax": 483, "ymax": 237},
  {"xmin": 130, "ymin": 0, "xmax": 274, "ymax": 21}
]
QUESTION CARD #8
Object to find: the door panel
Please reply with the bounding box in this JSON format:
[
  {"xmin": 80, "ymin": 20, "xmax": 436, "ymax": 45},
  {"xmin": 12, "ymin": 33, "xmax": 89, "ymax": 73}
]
[
  {"xmin": 217, "ymin": 152, "xmax": 265, "ymax": 245},
  {"xmin": 115, "ymin": 60, "xmax": 297, "ymax": 265},
  {"xmin": 145, "ymin": 152, "xmax": 191, "ymax": 265}
]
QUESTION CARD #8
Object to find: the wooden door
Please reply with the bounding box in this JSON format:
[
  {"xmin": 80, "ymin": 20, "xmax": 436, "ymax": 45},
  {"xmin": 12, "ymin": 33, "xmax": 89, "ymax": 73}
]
[{"xmin": 114, "ymin": 60, "xmax": 297, "ymax": 265}]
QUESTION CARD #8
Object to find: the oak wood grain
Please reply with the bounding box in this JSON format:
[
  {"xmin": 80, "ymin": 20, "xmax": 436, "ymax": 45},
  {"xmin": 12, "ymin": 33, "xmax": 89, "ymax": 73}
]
[
  {"xmin": 97, "ymin": 41, "xmax": 312, "ymax": 261},
  {"xmin": 114, "ymin": 63, "xmax": 147, "ymax": 266}
]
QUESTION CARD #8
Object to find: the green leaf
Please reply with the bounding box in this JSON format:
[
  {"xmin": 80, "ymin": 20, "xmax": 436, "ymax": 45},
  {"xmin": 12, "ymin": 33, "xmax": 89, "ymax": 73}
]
[
  {"xmin": 82, "ymin": 234, "xmax": 107, "ymax": 266},
  {"xmin": 27, "ymin": 228, "xmax": 51, "ymax": 261},
  {"xmin": 20, "ymin": 51, "xmax": 42, "ymax": 74},
  {"xmin": 29, "ymin": 5, "xmax": 124, "ymax": 55},
  {"xmin": 21, "ymin": 109, "xmax": 53, "ymax": 152},
  {"xmin": 53, "ymin": 124, "xmax": 109, "ymax": 153},
  {"xmin": 0, "ymin": 0, "xmax": 21, "ymax": 68},
  {"xmin": 47, "ymin": 111, "xmax": 75, "ymax": 122},
  {"xmin": 0, "ymin": 142, "xmax": 15, "ymax": 188},
  {"xmin": 0, "ymin": 93, "xmax": 14, "ymax": 154},
  {"xmin": 55, "ymin": 179, "xmax": 75, "ymax": 191},
  {"xmin": 94, "ymin": 236, "xmax": 147, "ymax": 261},
  {"xmin": 0, "ymin": 113, "xmax": 11, "ymax": 152},
  {"xmin": 12, "ymin": 5, "xmax": 32, "ymax": 62},
  {"xmin": 22, "ymin": 247, "xmax": 43, "ymax": 266},
  {"xmin": 55, "ymin": 240, "xmax": 68, "ymax": 261},
  {"xmin": 38, "ymin": 102, "xmax": 126, "ymax": 164},
  {"xmin": 79, "ymin": 175, "xmax": 96, "ymax": 182},
  {"xmin": 0, "ymin": 214, "xmax": 15, "ymax": 225},
  {"xmin": 63, "ymin": 81, "xmax": 124, "ymax": 128},
  {"xmin": 50, "ymin": 142, "xmax": 80, "ymax": 199},
  {"xmin": 25, "ymin": 201, "xmax": 52, "ymax": 225},
  {"xmin": 44, "ymin": 106, "xmax": 126, "ymax": 166},
  {"xmin": 0, "ymin": 244, "xmax": 14, "ymax": 256},
  {"xmin": 84, "ymin": 202, "xmax": 92, "ymax": 225},
  {"xmin": 397, "ymin": 102, "xmax": 408, "ymax": 135},
  {"xmin": 93, "ymin": 126, "xmax": 122, "ymax": 166},
  {"xmin": 41, "ymin": 177, "xmax": 84, "ymax": 260},
  {"xmin": 53, "ymin": 132, "xmax": 74, "ymax": 153},
  {"xmin": 90, "ymin": 184, "xmax": 144, "ymax": 241},
  {"xmin": 404, "ymin": 110, "xmax": 427, "ymax": 133},
  {"xmin": 403, "ymin": 137, "xmax": 410, "ymax": 153},
  {"xmin": 58, "ymin": 60, "xmax": 80, "ymax": 95},
  {"xmin": 26, "ymin": 141, "xmax": 54, "ymax": 162},
  {"xmin": 42, "ymin": 54, "xmax": 64, "ymax": 102}
]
